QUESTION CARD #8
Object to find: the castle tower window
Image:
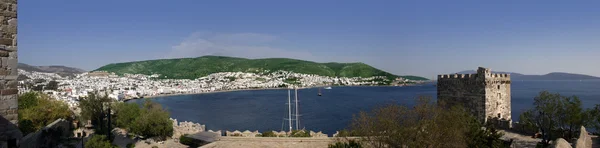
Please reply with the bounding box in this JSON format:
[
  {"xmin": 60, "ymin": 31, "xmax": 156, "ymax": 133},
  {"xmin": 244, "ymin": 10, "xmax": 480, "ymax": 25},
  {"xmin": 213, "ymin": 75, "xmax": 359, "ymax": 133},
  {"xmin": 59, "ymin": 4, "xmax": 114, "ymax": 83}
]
[
  {"xmin": 498, "ymin": 85, "xmax": 500, "ymax": 89},
  {"xmin": 497, "ymin": 113, "xmax": 501, "ymax": 118}
]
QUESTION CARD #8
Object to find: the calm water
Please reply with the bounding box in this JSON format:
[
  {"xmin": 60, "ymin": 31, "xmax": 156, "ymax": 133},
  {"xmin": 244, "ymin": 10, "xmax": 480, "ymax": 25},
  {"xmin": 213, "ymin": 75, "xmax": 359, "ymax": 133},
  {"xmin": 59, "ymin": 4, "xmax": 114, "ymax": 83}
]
[{"xmin": 133, "ymin": 80, "xmax": 600, "ymax": 135}]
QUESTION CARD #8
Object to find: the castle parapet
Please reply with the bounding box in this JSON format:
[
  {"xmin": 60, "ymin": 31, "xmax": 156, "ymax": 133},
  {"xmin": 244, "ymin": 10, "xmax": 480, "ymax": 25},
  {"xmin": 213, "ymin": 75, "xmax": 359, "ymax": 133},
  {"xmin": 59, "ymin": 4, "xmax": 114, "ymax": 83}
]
[{"xmin": 309, "ymin": 131, "xmax": 328, "ymax": 138}]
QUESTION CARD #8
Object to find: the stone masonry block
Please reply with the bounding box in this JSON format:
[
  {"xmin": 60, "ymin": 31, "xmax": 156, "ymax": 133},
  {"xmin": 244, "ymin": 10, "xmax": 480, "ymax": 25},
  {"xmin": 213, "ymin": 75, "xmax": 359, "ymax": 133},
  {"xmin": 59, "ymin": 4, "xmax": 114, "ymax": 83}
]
[
  {"xmin": 5, "ymin": 46, "xmax": 15, "ymax": 51},
  {"xmin": 1, "ymin": 88, "xmax": 17, "ymax": 95},
  {"xmin": 0, "ymin": 80, "xmax": 5, "ymax": 89},
  {"xmin": 0, "ymin": 39, "xmax": 11, "ymax": 46},
  {"xmin": 0, "ymin": 12, "xmax": 15, "ymax": 18},
  {"xmin": 8, "ymin": 51, "xmax": 15, "ymax": 59},
  {"xmin": 7, "ymin": 18, "xmax": 15, "ymax": 26},
  {"xmin": 0, "ymin": 95, "xmax": 16, "ymax": 110},
  {"xmin": 1, "ymin": 57, "xmax": 6, "ymax": 67},
  {"xmin": 12, "ymin": 36, "xmax": 17, "ymax": 46},
  {"xmin": 0, "ymin": 69, "xmax": 8, "ymax": 75},
  {"xmin": 0, "ymin": 25, "xmax": 16, "ymax": 34},
  {"xmin": 0, "ymin": 75, "xmax": 16, "ymax": 80},
  {"xmin": 0, "ymin": 0, "xmax": 17, "ymax": 4},
  {"xmin": 0, "ymin": 50, "xmax": 7, "ymax": 57},
  {"xmin": 6, "ymin": 57, "xmax": 15, "ymax": 68},
  {"xmin": 6, "ymin": 80, "xmax": 15, "ymax": 88}
]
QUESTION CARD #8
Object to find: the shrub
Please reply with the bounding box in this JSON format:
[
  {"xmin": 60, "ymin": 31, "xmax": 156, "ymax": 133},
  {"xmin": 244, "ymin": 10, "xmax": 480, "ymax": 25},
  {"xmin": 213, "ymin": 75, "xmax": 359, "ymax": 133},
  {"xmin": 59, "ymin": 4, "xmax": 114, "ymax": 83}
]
[
  {"xmin": 126, "ymin": 143, "xmax": 135, "ymax": 148},
  {"xmin": 260, "ymin": 131, "xmax": 277, "ymax": 137},
  {"xmin": 130, "ymin": 100, "xmax": 173, "ymax": 140},
  {"xmin": 85, "ymin": 135, "xmax": 117, "ymax": 148},
  {"xmin": 18, "ymin": 92, "xmax": 73, "ymax": 135},
  {"xmin": 346, "ymin": 96, "xmax": 504, "ymax": 148},
  {"xmin": 290, "ymin": 130, "xmax": 310, "ymax": 137},
  {"xmin": 328, "ymin": 140, "xmax": 362, "ymax": 148},
  {"xmin": 520, "ymin": 91, "xmax": 593, "ymax": 144},
  {"xmin": 113, "ymin": 102, "xmax": 141, "ymax": 131}
]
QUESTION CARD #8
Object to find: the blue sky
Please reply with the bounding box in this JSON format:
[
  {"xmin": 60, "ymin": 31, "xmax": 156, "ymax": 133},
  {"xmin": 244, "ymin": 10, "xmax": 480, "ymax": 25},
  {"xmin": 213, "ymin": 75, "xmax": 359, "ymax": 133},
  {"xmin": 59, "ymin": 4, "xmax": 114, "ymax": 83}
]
[{"xmin": 19, "ymin": 0, "xmax": 600, "ymax": 77}]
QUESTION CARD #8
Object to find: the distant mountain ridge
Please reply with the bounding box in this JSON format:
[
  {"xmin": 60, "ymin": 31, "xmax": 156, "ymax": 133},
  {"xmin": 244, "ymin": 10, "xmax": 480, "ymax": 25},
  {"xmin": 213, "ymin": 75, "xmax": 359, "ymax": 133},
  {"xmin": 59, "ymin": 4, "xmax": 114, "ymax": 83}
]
[
  {"xmin": 456, "ymin": 70, "xmax": 600, "ymax": 80},
  {"xmin": 18, "ymin": 63, "xmax": 86, "ymax": 77},
  {"xmin": 94, "ymin": 56, "xmax": 428, "ymax": 80}
]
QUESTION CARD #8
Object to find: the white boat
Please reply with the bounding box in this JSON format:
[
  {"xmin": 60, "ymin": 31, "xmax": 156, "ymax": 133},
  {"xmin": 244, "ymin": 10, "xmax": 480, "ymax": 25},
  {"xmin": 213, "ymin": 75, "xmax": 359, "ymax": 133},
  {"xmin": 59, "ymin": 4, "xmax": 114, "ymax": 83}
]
[{"xmin": 324, "ymin": 86, "xmax": 332, "ymax": 90}]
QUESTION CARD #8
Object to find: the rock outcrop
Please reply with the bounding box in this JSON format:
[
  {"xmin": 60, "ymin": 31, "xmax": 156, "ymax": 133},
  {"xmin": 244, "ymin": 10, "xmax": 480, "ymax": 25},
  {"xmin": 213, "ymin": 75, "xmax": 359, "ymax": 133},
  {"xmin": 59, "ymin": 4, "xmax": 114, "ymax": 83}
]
[
  {"xmin": 550, "ymin": 126, "xmax": 593, "ymax": 148},
  {"xmin": 551, "ymin": 138, "xmax": 572, "ymax": 148},
  {"xmin": 575, "ymin": 126, "xmax": 592, "ymax": 148}
]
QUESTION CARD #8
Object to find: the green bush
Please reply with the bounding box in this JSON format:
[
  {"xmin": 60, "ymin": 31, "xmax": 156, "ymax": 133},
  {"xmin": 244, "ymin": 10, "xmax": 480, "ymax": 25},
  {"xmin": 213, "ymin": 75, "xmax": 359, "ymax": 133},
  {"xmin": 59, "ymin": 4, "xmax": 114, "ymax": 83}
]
[
  {"xmin": 85, "ymin": 135, "xmax": 117, "ymax": 148},
  {"xmin": 126, "ymin": 143, "xmax": 135, "ymax": 148},
  {"xmin": 335, "ymin": 130, "xmax": 359, "ymax": 137},
  {"xmin": 328, "ymin": 140, "xmax": 362, "ymax": 148},
  {"xmin": 113, "ymin": 103, "xmax": 141, "ymax": 131},
  {"xmin": 347, "ymin": 96, "xmax": 504, "ymax": 148},
  {"xmin": 18, "ymin": 92, "xmax": 73, "ymax": 135},
  {"xmin": 260, "ymin": 131, "xmax": 277, "ymax": 137},
  {"xmin": 520, "ymin": 91, "xmax": 593, "ymax": 144},
  {"xmin": 129, "ymin": 100, "xmax": 173, "ymax": 140},
  {"xmin": 290, "ymin": 130, "xmax": 310, "ymax": 137}
]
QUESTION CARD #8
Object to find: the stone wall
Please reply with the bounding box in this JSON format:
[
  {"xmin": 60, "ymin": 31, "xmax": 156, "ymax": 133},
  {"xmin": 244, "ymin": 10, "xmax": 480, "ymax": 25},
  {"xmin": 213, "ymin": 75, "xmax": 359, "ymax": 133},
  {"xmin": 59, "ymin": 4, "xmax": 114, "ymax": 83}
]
[
  {"xmin": 437, "ymin": 67, "xmax": 511, "ymax": 124},
  {"xmin": 171, "ymin": 118, "xmax": 206, "ymax": 139},
  {"xmin": 0, "ymin": 0, "xmax": 20, "ymax": 147}
]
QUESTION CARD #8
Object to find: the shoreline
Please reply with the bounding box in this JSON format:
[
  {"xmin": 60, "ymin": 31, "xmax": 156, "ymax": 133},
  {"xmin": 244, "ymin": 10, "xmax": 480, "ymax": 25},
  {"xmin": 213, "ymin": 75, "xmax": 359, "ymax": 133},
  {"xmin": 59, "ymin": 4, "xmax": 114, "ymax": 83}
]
[
  {"xmin": 128, "ymin": 84, "xmax": 425, "ymax": 101},
  {"xmin": 137, "ymin": 85, "xmax": 327, "ymax": 100}
]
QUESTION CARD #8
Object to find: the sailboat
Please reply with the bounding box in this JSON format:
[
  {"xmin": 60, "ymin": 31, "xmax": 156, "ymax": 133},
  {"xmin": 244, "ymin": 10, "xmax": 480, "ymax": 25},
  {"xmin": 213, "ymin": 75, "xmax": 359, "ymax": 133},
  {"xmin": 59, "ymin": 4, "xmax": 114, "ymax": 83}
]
[
  {"xmin": 283, "ymin": 88, "xmax": 302, "ymax": 132},
  {"xmin": 324, "ymin": 86, "xmax": 332, "ymax": 90},
  {"xmin": 318, "ymin": 88, "xmax": 322, "ymax": 96}
]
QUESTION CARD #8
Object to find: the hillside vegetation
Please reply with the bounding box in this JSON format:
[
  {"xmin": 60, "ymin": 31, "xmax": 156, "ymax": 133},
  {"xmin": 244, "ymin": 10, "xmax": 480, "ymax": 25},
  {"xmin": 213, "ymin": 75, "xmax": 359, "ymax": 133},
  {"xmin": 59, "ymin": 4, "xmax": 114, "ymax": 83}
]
[{"xmin": 95, "ymin": 56, "xmax": 427, "ymax": 80}]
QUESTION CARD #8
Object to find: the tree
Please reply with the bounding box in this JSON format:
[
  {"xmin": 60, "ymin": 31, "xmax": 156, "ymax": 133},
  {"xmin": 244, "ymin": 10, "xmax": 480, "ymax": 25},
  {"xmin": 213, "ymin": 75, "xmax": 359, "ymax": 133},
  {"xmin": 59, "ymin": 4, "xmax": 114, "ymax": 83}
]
[
  {"xmin": 113, "ymin": 102, "xmax": 141, "ymax": 131},
  {"xmin": 520, "ymin": 91, "xmax": 562, "ymax": 145},
  {"xmin": 467, "ymin": 119, "xmax": 506, "ymax": 148},
  {"xmin": 85, "ymin": 135, "xmax": 117, "ymax": 148},
  {"xmin": 79, "ymin": 93, "xmax": 113, "ymax": 135},
  {"xmin": 18, "ymin": 92, "xmax": 39, "ymax": 110},
  {"xmin": 129, "ymin": 99, "xmax": 173, "ymax": 140},
  {"xmin": 557, "ymin": 95, "xmax": 590, "ymax": 141},
  {"xmin": 18, "ymin": 92, "xmax": 73, "ymax": 135},
  {"xmin": 345, "ymin": 96, "xmax": 505, "ymax": 148},
  {"xmin": 519, "ymin": 91, "xmax": 592, "ymax": 145}
]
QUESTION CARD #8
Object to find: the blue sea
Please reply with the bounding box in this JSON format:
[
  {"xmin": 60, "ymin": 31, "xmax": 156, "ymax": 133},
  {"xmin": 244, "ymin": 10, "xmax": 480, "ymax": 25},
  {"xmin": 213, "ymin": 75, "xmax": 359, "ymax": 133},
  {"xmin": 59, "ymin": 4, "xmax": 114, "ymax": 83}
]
[{"xmin": 132, "ymin": 80, "xmax": 600, "ymax": 135}]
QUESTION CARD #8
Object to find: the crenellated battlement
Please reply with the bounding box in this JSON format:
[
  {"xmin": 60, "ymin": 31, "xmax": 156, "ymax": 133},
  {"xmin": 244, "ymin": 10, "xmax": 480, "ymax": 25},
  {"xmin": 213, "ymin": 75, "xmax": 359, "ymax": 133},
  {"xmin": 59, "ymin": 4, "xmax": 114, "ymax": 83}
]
[{"xmin": 438, "ymin": 73, "xmax": 510, "ymax": 80}]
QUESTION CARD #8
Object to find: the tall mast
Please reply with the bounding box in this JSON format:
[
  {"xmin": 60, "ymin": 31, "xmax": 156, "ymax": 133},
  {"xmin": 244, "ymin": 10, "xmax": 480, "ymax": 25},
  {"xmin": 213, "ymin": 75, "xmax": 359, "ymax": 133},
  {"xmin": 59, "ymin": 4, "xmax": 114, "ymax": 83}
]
[
  {"xmin": 295, "ymin": 87, "xmax": 299, "ymax": 130},
  {"xmin": 288, "ymin": 89, "xmax": 292, "ymax": 132}
]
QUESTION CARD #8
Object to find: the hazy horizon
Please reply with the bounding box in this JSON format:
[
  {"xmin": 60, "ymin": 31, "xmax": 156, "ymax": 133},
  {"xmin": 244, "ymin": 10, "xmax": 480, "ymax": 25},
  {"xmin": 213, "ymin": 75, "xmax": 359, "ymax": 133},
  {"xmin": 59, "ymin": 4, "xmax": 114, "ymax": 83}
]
[{"xmin": 19, "ymin": 1, "xmax": 600, "ymax": 77}]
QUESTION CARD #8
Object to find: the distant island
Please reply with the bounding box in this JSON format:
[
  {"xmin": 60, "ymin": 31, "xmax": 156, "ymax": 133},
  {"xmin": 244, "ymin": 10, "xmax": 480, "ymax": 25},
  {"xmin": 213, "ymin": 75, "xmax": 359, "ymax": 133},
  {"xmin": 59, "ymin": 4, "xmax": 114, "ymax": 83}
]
[
  {"xmin": 18, "ymin": 63, "xmax": 87, "ymax": 77},
  {"xmin": 94, "ymin": 56, "xmax": 428, "ymax": 81},
  {"xmin": 457, "ymin": 70, "xmax": 600, "ymax": 80}
]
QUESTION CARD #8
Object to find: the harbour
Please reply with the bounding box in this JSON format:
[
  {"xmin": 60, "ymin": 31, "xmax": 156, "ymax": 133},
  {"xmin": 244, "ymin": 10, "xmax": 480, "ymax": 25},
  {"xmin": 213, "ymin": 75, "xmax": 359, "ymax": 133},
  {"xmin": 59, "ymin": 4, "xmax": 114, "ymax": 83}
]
[{"xmin": 131, "ymin": 80, "xmax": 600, "ymax": 135}]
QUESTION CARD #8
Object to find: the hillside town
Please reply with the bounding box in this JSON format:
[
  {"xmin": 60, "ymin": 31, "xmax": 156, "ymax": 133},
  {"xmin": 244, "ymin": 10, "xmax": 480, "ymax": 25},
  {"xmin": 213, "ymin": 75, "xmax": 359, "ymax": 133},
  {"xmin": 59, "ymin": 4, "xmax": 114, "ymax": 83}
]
[{"xmin": 17, "ymin": 69, "xmax": 424, "ymax": 108}]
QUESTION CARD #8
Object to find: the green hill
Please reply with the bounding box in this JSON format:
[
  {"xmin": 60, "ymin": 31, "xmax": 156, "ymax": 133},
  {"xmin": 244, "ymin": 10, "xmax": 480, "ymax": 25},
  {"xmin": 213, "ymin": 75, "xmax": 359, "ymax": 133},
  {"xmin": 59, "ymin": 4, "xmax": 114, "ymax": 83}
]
[{"xmin": 94, "ymin": 56, "xmax": 428, "ymax": 80}]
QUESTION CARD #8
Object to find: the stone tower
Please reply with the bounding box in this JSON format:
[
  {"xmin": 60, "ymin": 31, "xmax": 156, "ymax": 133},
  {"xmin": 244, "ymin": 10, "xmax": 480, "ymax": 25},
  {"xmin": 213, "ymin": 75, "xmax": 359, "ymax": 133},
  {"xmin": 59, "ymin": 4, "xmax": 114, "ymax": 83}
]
[
  {"xmin": 0, "ymin": 0, "xmax": 21, "ymax": 147},
  {"xmin": 437, "ymin": 67, "xmax": 511, "ymax": 125}
]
